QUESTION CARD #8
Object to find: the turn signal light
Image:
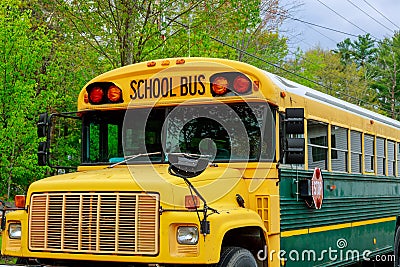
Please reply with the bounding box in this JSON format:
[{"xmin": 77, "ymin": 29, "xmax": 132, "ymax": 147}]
[
  {"xmin": 84, "ymin": 92, "xmax": 89, "ymax": 103},
  {"xmin": 14, "ymin": 195, "xmax": 26, "ymax": 208},
  {"xmin": 185, "ymin": 195, "xmax": 200, "ymax": 210}
]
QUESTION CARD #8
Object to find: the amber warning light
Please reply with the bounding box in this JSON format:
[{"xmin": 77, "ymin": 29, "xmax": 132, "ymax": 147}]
[
  {"xmin": 86, "ymin": 83, "xmax": 123, "ymax": 104},
  {"xmin": 14, "ymin": 195, "xmax": 26, "ymax": 208},
  {"xmin": 210, "ymin": 72, "xmax": 252, "ymax": 96},
  {"xmin": 185, "ymin": 195, "xmax": 200, "ymax": 210}
]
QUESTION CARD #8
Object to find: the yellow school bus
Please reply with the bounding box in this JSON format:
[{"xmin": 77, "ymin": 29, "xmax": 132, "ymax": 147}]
[{"xmin": 2, "ymin": 57, "xmax": 400, "ymax": 267}]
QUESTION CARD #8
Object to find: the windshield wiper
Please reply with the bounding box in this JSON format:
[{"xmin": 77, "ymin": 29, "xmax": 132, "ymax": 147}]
[{"xmin": 108, "ymin": 152, "xmax": 161, "ymax": 168}]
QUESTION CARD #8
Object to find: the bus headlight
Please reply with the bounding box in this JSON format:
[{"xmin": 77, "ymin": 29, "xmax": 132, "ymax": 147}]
[
  {"xmin": 8, "ymin": 222, "xmax": 22, "ymax": 239},
  {"xmin": 177, "ymin": 226, "xmax": 198, "ymax": 245}
]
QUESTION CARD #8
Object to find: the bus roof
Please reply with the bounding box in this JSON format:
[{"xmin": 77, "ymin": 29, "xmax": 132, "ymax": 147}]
[{"xmin": 265, "ymin": 71, "xmax": 400, "ymax": 130}]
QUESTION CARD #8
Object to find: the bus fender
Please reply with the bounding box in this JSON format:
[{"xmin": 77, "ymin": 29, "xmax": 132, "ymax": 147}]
[{"xmin": 206, "ymin": 208, "xmax": 267, "ymax": 262}]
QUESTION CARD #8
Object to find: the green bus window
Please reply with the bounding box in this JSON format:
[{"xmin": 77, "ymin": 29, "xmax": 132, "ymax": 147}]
[
  {"xmin": 364, "ymin": 134, "xmax": 375, "ymax": 173},
  {"xmin": 88, "ymin": 123, "xmax": 100, "ymax": 162},
  {"xmin": 376, "ymin": 137, "xmax": 386, "ymax": 176},
  {"xmin": 388, "ymin": 140, "xmax": 395, "ymax": 176},
  {"xmin": 108, "ymin": 124, "xmax": 120, "ymax": 160},
  {"xmin": 331, "ymin": 126, "xmax": 348, "ymax": 172},
  {"xmin": 350, "ymin": 131, "xmax": 362, "ymax": 174},
  {"xmin": 308, "ymin": 120, "xmax": 328, "ymax": 170}
]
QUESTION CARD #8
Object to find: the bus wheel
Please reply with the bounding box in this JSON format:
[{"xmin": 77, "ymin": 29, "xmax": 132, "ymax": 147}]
[
  {"xmin": 216, "ymin": 247, "xmax": 257, "ymax": 267},
  {"xmin": 395, "ymin": 227, "xmax": 400, "ymax": 267}
]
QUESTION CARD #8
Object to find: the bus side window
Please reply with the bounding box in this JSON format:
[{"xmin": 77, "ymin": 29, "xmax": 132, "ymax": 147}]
[
  {"xmin": 376, "ymin": 137, "xmax": 385, "ymax": 176},
  {"xmin": 331, "ymin": 126, "xmax": 348, "ymax": 172},
  {"xmin": 307, "ymin": 120, "xmax": 328, "ymax": 170},
  {"xmin": 397, "ymin": 143, "xmax": 400, "ymax": 177},
  {"xmin": 350, "ymin": 131, "xmax": 362, "ymax": 174},
  {"xmin": 388, "ymin": 140, "xmax": 396, "ymax": 176},
  {"xmin": 364, "ymin": 134, "xmax": 375, "ymax": 173}
]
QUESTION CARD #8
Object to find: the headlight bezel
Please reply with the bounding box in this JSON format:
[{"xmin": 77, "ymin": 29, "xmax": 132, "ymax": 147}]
[
  {"xmin": 176, "ymin": 226, "xmax": 199, "ymax": 245},
  {"xmin": 8, "ymin": 222, "xmax": 22, "ymax": 239}
]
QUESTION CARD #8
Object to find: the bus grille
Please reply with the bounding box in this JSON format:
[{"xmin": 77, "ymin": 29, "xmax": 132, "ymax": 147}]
[{"xmin": 29, "ymin": 192, "xmax": 159, "ymax": 255}]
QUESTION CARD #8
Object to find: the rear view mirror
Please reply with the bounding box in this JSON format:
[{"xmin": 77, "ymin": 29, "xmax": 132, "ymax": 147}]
[
  {"xmin": 37, "ymin": 113, "xmax": 49, "ymax": 138},
  {"xmin": 285, "ymin": 138, "xmax": 305, "ymax": 164},
  {"xmin": 168, "ymin": 153, "xmax": 209, "ymax": 178},
  {"xmin": 284, "ymin": 108, "xmax": 305, "ymax": 164},
  {"xmin": 38, "ymin": 141, "xmax": 47, "ymax": 166},
  {"xmin": 285, "ymin": 108, "xmax": 304, "ymax": 134}
]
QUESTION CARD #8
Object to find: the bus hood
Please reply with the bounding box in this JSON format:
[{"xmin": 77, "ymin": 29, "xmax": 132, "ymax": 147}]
[{"xmin": 27, "ymin": 164, "xmax": 244, "ymax": 207}]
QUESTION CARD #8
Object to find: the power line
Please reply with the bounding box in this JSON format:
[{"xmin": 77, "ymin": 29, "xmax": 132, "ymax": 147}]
[
  {"xmin": 155, "ymin": 10, "xmax": 393, "ymax": 115},
  {"xmin": 362, "ymin": 0, "xmax": 400, "ymax": 29},
  {"xmin": 279, "ymin": 13, "xmax": 360, "ymax": 38},
  {"xmin": 315, "ymin": 0, "xmax": 377, "ymax": 38},
  {"xmin": 305, "ymin": 23, "xmax": 338, "ymax": 45},
  {"xmin": 280, "ymin": 12, "xmax": 400, "ymax": 51},
  {"xmin": 346, "ymin": 0, "xmax": 393, "ymax": 33},
  {"xmin": 208, "ymin": 36, "xmax": 386, "ymax": 112}
]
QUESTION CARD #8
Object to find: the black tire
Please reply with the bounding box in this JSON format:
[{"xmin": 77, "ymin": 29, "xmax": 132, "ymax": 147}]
[
  {"xmin": 395, "ymin": 227, "xmax": 400, "ymax": 267},
  {"xmin": 216, "ymin": 246, "xmax": 258, "ymax": 267}
]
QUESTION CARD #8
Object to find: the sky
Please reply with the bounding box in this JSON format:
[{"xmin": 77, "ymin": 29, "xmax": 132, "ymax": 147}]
[{"xmin": 280, "ymin": 0, "xmax": 400, "ymax": 53}]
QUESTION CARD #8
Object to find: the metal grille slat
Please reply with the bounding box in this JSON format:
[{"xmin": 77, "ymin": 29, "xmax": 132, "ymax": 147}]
[{"xmin": 29, "ymin": 192, "xmax": 159, "ymax": 255}]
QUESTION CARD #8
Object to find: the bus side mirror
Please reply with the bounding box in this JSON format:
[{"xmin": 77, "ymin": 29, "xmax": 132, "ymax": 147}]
[
  {"xmin": 285, "ymin": 138, "xmax": 305, "ymax": 164},
  {"xmin": 38, "ymin": 141, "xmax": 47, "ymax": 166},
  {"xmin": 284, "ymin": 108, "xmax": 305, "ymax": 164},
  {"xmin": 285, "ymin": 108, "xmax": 304, "ymax": 134},
  {"xmin": 168, "ymin": 153, "xmax": 209, "ymax": 178},
  {"xmin": 37, "ymin": 113, "xmax": 48, "ymax": 138}
]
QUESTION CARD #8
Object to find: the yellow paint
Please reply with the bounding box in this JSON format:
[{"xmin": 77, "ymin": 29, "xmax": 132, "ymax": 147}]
[
  {"xmin": 280, "ymin": 229, "xmax": 308, "ymax": 237},
  {"xmin": 351, "ymin": 216, "xmax": 395, "ymax": 227},
  {"xmin": 309, "ymin": 222, "xmax": 352, "ymax": 234}
]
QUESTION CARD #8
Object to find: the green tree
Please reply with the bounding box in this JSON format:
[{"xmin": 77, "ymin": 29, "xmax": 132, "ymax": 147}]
[
  {"xmin": 0, "ymin": 0, "xmax": 53, "ymax": 198},
  {"xmin": 371, "ymin": 33, "xmax": 400, "ymax": 119},
  {"xmin": 284, "ymin": 48, "xmax": 377, "ymax": 110},
  {"xmin": 333, "ymin": 34, "xmax": 377, "ymax": 80},
  {"xmin": 41, "ymin": 0, "xmax": 290, "ymax": 68}
]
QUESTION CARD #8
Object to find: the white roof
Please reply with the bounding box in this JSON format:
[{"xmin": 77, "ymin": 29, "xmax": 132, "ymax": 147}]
[{"xmin": 264, "ymin": 71, "xmax": 400, "ymax": 130}]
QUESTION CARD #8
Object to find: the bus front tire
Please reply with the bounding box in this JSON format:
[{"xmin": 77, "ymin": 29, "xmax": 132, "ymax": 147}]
[
  {"xmin": 216, "ymin": 246, "xmax": 258, "ymax": 267},
  {"xmin": 395, "ymin": 227, "xmax": 400, "ymax": 267}
]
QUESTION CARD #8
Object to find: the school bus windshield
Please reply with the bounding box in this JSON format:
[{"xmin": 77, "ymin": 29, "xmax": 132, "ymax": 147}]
[{"xmin": 82, "ymin": 102, "xmax": 275, "ymax": 164}]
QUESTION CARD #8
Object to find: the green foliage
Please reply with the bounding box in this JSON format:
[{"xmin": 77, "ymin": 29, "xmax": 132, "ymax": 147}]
[
  {"xmin": 0, "ymin": 0, "xmax": 53, "ymax": 198},
  {"xmin": 332, "ymin": 32, "xmax": 400, "ymax": 119},
  {"xmin": 284, "ymin": 47, "xmax": 378, "ymax": 111},
  {"xmin": 371, "ymin": 32, "xmax": 400, "ymax": 119}
]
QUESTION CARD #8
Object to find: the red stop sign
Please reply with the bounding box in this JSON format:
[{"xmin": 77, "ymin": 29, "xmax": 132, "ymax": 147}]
[{"xmin": 312, "ymin": 168, "xmax": 324, "ymax": 209}]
